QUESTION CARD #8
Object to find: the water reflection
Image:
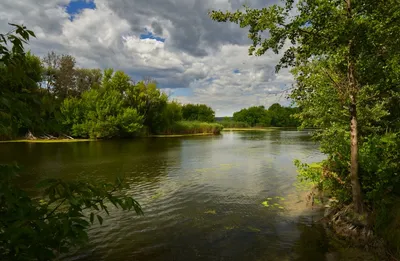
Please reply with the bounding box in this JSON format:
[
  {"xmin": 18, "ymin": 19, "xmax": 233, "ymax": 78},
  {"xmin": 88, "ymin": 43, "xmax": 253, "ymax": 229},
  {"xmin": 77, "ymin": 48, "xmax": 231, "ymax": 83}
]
[{"xmin": 0, "ymin": 130, "xmax": 328, "ymax": 261}]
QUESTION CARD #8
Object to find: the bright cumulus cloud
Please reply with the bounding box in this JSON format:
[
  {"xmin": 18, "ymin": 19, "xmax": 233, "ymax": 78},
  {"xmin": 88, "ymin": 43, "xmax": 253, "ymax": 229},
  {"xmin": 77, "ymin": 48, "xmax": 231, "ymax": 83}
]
[{"xmin": 0, "ymin": 0, "xmax": 294, "ymax": 116}]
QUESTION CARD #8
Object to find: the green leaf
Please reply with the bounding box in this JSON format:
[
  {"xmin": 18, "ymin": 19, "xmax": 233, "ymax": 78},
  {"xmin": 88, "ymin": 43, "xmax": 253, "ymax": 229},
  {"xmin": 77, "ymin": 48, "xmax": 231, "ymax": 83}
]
[
  {"xmin": 90, "ymin": 212, "xmax": 94, "ymax": 224},
  {"xmin": 96, "ymin": 215, "xmax": 103, "ymax": 225},
  {"xmin": 27, "ymin": 30, "xmax": 36, "ymax": 37}
]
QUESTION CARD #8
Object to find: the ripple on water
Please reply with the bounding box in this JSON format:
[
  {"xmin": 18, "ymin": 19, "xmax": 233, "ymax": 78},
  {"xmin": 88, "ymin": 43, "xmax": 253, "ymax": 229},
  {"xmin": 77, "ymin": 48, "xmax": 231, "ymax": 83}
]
[{"xmin": 1, "ymin": 131, "xmax": 327, "ymax": 261}]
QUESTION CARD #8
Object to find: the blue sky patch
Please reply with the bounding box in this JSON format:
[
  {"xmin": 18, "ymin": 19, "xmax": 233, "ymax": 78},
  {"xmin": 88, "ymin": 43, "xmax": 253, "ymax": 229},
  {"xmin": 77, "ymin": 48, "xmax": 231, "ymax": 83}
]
[
  {"xmin": 170, "ymin": 88, "xmax": 193, "ymax": 97},
  {"xmin": 66, "ymin": 0, "xmax": 96, "ymax": 21},
  {"xmin": 140, "ymin": 29, "xmax": 166, "ymax": 42},
  {"xmin": 233, "ymin": 69, "xmax": 240, "ymax": 74}
]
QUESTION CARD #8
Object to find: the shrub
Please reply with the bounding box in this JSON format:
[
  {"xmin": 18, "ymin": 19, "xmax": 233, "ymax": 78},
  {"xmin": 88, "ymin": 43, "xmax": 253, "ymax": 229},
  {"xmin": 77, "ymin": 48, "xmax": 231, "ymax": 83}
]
[{"xmin": 159, "ymin": 121, "xmax": 223, "ymax": 135}]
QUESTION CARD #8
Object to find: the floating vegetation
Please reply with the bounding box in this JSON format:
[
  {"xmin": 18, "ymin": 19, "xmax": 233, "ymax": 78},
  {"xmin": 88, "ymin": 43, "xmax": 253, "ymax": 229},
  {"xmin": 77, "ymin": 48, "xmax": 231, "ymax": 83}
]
[
  {"xmin": 261, "ymin": 196, "xmax": 285, "ymax": 210},
  {"xmin": 219, "ymin": 163, "xmax": 236, "ymax": 170},
  {"xmin": 204, "ymin": 209, "xmax": 216, "ymax": 215},
  {"xmin": 195, "ymin": 168, "xmax": 211, "ymax": 173},
  {"xmin": 151, "ymin": 191, "xmax": 164, "ymax": 200},
  {"xmin": 224, "ymin": 225, "xmax": 236, "ymax": 230},
  {"xmin": 262, "ymin": 201, "xmax": 270, "ymax": 207},
  {"xmin": 247, "ymin": 226, "xmax": 261, "ymax": 232}
]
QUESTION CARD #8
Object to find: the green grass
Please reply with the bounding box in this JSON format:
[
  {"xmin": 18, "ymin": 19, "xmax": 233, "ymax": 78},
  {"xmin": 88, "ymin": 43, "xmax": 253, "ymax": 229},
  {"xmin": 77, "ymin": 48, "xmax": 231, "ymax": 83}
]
[{"xmin": 158, "ymin": 121, "xmax": 223, "ymax": 135}]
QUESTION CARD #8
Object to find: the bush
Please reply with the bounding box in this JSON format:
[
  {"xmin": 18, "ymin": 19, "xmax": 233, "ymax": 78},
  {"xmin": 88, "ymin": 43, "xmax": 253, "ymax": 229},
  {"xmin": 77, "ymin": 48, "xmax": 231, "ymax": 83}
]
[
  {"xmin": 220, "ymin": 121, "xmax": 250, "ymax": 128},
  {"xmin": 0, "ymin": 164, "xmax": 142, "ymax": 261},
  {"xmin": 158, "ymin": 121, "xmax": 223, "ymax": 135}
]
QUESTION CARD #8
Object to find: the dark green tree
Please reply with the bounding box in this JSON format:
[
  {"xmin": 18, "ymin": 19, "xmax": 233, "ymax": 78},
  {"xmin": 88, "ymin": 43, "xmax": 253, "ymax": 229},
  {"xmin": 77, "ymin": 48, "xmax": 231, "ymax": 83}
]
[{"xmin": 182, "ymin": 104, "xmax": 215, "ymax": 122}]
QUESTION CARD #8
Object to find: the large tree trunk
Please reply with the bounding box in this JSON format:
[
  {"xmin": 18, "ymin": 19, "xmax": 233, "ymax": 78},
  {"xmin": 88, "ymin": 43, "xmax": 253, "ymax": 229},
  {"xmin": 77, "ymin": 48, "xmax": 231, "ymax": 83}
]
[{"xmin": 346, "ymin": 0, "xmax": 363, "ymax": 215}]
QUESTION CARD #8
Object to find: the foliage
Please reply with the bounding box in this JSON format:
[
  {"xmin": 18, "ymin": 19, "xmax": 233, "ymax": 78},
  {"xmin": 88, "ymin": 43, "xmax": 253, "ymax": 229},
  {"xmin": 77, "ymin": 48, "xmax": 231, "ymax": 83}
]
[
  {"xmin": 210, "ymin": 0, "xmax": 400, "ymax": 252},
  {"xmin": 233, "ymin": 106, "xmax": 270, "ymax": 127},
  {"xmin": 231, "ymin": 104, "xmax": 299, "ymax": 127},
  {"xmin": 158, "ymin": 121, "xmax": 223, "ymax": 135},
  {"xmin": 182, "ymin": 104, "xmax": 215, "ymax": 123},
  {"xmin": 220, "ymin": 120, "xmax": 250, "ymax": 128},
  {"xmin": 129, "ymin": 81, "xmax": 168, "ymax": 134},
  {"xmin": 0, "ymin": 24, "xmax": 43, "ymax": 139},
  {"xmin": 0, "ymin": 23, "xmax": 35, "ymax": 66},
  {"xmin": 0, "ymin": 23, "xmax": 222, "ymax": 140},
  {"xmin": 61, "ymin": 70, "xmax": 144, "ymax": 139},
  {"xmin": 0, "ymin": 164, "xmax": 142, "ymax": 261}
]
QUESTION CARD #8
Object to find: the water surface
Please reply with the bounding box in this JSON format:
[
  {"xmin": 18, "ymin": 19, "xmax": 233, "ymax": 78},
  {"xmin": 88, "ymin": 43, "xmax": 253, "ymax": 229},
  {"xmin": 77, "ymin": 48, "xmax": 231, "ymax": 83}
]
[{"xmin": 0, "ymin": 130, "xmax": 329, "ymax": 261}]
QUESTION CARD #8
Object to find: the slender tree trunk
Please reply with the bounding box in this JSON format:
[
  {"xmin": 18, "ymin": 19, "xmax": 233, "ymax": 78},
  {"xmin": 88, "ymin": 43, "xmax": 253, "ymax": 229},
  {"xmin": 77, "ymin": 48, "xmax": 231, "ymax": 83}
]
[
  {"xmin": 349, "ymin": 89, "xmax": 363, "ymax": 214},
  {"xmin": 347, "ymin": 0, "xmax": 363, "ymax": 214}
]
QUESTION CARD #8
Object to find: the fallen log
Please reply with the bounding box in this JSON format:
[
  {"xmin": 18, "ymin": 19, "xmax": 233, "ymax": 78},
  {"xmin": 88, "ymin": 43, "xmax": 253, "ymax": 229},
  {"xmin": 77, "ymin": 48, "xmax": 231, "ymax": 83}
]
[
  {"xmin": 25, "ymin": 130, "xmax": 37, "ymax": 140},
  {"xmin": 62, "ymin": 133, "xmax": 74, "ymax": 140}
]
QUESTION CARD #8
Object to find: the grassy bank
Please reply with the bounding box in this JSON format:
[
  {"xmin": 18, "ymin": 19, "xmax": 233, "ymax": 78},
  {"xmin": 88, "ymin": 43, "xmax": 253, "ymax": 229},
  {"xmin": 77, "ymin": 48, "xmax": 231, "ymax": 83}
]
[
  {"xmin": 222, "ymin": 127, "xmax": 290, "ymax": 131},
  {"xmin": 150, "ymin": 133, "xmax": 217, "ymax": 138},
  {"xmin": 0, "ymin": 139, "xmax": 93, "ymax": 143},
  {"xmin": 219, "ymin": 121, "xmax": 250, "ymax": 128},
  {"xmin": 158, "ymin": 121, "xmax": 223, "ymax": 135}
]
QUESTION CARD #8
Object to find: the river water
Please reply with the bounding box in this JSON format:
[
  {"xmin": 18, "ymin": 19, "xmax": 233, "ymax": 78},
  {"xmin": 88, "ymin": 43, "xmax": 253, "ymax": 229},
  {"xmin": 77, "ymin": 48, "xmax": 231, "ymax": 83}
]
[{"xmin": 0, "ymin": 130, "xmax": 330, "ymax": 261}]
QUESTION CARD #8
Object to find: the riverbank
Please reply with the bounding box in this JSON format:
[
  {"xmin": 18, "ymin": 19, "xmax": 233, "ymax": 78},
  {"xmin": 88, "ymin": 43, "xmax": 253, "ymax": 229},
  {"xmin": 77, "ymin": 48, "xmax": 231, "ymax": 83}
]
[
  {"xmin": 222, "ymin": 127, "xmax": 296, "ymax": 131},
  {"xmin": 157, "ymin": 121, "xmax": 223, "ymax": 136},
  {"xmin": 0, "ymin": 139, "xmax": 93, "ymax": 143},
  {"xmin": 149, "ymin": 133, "xmax": 217, "ymax": 138}
]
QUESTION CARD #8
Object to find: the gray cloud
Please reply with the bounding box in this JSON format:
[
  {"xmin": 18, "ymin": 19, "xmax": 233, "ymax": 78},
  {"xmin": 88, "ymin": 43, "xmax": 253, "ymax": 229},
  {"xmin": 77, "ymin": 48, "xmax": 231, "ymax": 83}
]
[
  {"xmin": 106, "ymin": 0, "xmax": 281, "ymax": 57},
  {"xmin": 151, "ymin": 21, "xmax": 163, "ymax": 35},
  {"xmin": 0, "ymin": 0, "xmax": 294, "ymax": 116}
]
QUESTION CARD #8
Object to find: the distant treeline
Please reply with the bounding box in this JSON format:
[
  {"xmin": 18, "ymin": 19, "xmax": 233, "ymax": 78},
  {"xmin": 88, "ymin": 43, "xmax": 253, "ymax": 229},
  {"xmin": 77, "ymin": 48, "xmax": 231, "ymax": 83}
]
[
  {"xmin": 219, "ymin": 104, "xmax": 300, "ymax": 128},
  {"xmin": 0, "ymin": 51, "xmax": 221, "ymax": 140}
]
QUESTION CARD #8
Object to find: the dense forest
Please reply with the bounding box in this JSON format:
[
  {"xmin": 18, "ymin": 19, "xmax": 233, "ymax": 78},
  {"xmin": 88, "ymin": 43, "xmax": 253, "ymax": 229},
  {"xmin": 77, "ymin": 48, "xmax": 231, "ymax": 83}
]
[
  {"xmin": 0, "ymin": 47, "xmax": 221, "ymax": 140},
  {"xmin": 211, "ymin": 0, "xmax": 400, "ymax": 256},
  {"xmin": 220, "ymin": 104, "xmax": 299, "ymax": 128}
]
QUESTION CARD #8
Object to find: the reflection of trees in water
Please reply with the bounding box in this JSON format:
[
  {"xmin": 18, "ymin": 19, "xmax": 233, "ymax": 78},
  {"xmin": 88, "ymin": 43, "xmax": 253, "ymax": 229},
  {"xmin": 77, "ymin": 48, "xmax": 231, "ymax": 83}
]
[
  {"xmin": 292, "ymin": 223, "xmax": 329, "ymax": 261},
  {"xmin": 1, "ymin": 138, "xmax": 184, "ymax": 190}
]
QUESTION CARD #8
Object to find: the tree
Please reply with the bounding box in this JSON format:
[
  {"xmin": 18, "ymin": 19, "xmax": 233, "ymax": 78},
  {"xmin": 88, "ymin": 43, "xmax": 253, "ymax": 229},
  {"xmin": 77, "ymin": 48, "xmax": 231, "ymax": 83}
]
[
  {"xmin": 231, "ymin": 105, "xmax": 298, "ymax": 127},
  {"xmin": 41, "ymin": 51, "xmax": 60, "ymax": 93},
  {"xmin": 209, "ymin": 0, "xmax": 400, "ymax": 213},
  {"xmin": 62, "ymin": 70, "xmax": 144, "ymax": 138},
  {"xmin": 75, "ymin": 68, "xmax": 102, "ymax": 94},
  {"xmin": 0, "ymin": 24, "xmax": 38, "ymax": 139},
  {"xmin": 128, "ymin": 80, "xmax": 168, "ymax": 134},
  {"xmin": 54, "ymin": 54, "xmax": 76, "ymax": 99},
  {"xmin": 182, "ymin": 104, "xmax": 215, "ymax": 123},
  {"xmin": 233, "ymin": 106, "xmax": 268, "ymax": 127}
]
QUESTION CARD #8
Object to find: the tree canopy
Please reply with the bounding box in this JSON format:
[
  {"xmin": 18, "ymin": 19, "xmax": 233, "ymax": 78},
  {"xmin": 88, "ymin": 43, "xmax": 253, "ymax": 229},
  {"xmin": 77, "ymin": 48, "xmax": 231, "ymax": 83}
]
[
  {"xmin": 230, "ymin": 104, "xmax": 299, "ymax": 127},
  {"xmin": 182, "ymin": 104, "xmax": 215, "ymax": 123},
  {"xmin": 0, "ymin": 24, "xmax": 220, "ymax": 140},
  {"xmin": 210, "ymin": 0, "xmax": 400, "ymax": 215}
]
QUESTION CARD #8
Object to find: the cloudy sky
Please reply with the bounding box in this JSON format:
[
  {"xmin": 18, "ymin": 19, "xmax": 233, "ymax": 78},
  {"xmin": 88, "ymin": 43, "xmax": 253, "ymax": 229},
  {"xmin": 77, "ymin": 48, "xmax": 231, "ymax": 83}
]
[{"xmin": 0, "ymin": 0, "xmax": 294, "ymax": 116}]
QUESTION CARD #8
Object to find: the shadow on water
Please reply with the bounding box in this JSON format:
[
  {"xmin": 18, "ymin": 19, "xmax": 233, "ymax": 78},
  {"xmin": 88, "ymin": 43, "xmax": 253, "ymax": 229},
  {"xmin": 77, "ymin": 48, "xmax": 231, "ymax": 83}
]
[
  {"xmin": 0, "ymin": 138, "xmax": 183, "ymax": 190},
  {"xmin": 0, "ymin": 130, "xmax": 332, "ymax": 261}
]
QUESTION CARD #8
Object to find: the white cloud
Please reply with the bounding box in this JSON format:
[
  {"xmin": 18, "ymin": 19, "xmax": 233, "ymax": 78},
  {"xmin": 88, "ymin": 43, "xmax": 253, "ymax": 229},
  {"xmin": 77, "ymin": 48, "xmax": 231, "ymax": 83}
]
[{"xmin": 0, "ymin": 0, "xmax": 294, "ymax": 116}]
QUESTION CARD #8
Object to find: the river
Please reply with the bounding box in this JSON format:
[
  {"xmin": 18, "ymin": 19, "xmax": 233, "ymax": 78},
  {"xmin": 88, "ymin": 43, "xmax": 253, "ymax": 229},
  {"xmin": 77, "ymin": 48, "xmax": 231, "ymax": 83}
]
[{"xmin": 0, "ymin": 130, "xmax": 330, "ymax": 261}]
